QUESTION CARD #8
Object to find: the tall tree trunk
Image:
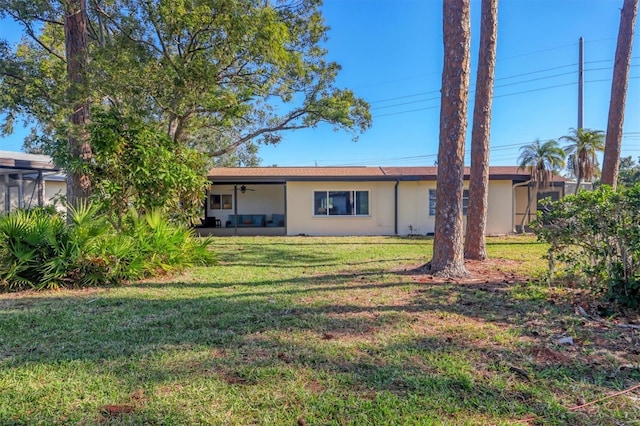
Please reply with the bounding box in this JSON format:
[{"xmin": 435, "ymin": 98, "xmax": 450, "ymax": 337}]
[
  {"xmin": 601, "ymin": 0, "xmax": 638, "ymax": 188},
  {"xmin": 464, "ymin": 0, "xmax": 498, "ymax": 261},
  {"xmin": 429, "ymin": 0, "xmax": 471, "ymax": 278},
  {"xmin": 65, "ymin": 0, "xmax": 92, "ymax": 208}
]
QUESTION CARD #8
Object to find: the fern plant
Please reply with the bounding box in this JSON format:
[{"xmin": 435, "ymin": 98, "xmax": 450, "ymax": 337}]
[{"xmin": 0, "ymin": 205, "xmax": 212, "ymax": 291}]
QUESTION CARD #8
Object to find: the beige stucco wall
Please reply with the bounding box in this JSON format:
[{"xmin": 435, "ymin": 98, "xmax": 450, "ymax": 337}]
[
  {"xmin": 286, "ymin": 181, "xmax": 395, "ymax": 236},
  {"xmin": 395, "ymin": 179, "xmax": 514, "ymax": 236},
  {"xmin": 485, "ymin": 180, "xmax": 514, "ymax": 235},
  {"xmin": 396, "ymin": 180, "xmax": 436, "ymax": 235},
  {"xmin": 287, "ymin": 179, "xmax": 515, "ymax": 236}
]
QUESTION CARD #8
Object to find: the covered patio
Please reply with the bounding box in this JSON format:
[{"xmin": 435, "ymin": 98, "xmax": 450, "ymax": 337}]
[
  {"xmin": 0, "ymin": 151, "xmax": 63, "ymax": 213},
  {"xmin": 197, "ymin": 178, "xmax": 287, "ymax": 236}
]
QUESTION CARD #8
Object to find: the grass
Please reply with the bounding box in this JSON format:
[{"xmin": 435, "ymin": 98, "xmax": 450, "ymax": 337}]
[{"xmin": 1, "ymin": 235, "xmax": 639, "ymax": 425}]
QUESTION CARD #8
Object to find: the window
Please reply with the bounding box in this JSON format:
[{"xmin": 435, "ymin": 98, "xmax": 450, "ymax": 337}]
[
  {"xmin": 314, "ymin": 190, "xmax": 369, "ymax": 216},
  {"xmin": 210, "ymin": 194, "xmax": 233, "ymax": 210},
  {"xmin": 429, "ymin": 189, "xmax": 469, "ymax": 216}
]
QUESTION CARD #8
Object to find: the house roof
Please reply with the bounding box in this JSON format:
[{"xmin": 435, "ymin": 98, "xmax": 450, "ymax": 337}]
[
  {"xmin": 208, "ymin": 166, "xmax": 568, "ymax": 183},
  {"xmin": 0, "ymin": 150, "xmax": 60, "ymax": 172}
]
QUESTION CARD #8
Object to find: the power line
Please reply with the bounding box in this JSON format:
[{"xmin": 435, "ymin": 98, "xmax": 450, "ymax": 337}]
[
  {"xmin": 369, "ymin": 90, "xmax": 441, "ymax": 104},
  {"xmin": 373, "ymin": 71, "xmax": 580, "ymax": 112},
  {"xmin": 375, "ymin": 105, "xmax": 440, "ymax": 118},
  {"xmin": 285, "ymin": 131, "xmax": 640, "ymax": 167},
  {"xmin": 370, "ymin": 63, "xmax": 638, "ymax": 113},
  {"xmin": 373, "ymin": 76, "xmax": 640, "ymax": 119},
  {"xmin": 369, "ymin": 63, "xmax": 578, "ymax": 104},
  {"xmin": 497, "ymin": 42, "xmax": 578, "ymax": 61},
  {"xmin": 493, "ymin": 70, "xmax": 576, "ymax": 89},
  {"xmin": 494, "ymin": 63, "xmax": 576, "ymax": 81},
  {"xmin": 367, "ymin": 58, "xmax": 639, "ymax": 108},
  {"xmin": 371, "ymin": 95, "xmax": 440, "ymax": 111}
]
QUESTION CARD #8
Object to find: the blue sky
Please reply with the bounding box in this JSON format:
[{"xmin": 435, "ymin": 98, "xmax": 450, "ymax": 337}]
[{"xmin": 1, "ymin": 0, "xmax": 639, "ymax": 169}]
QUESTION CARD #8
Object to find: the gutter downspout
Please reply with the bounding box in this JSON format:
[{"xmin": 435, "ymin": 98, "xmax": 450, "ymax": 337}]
[
  {"xmin": 512, "ymin": 180, "xmax": 532, "ymax": 233},
  {"xmin": 394, "ymin": 180, "xmax": 400, "ymax": 235}
]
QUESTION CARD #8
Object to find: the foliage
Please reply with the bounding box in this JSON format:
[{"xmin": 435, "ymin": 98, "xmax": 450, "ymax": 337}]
[
  {"xmin": 0, "ymin": 205, "xmax": 212, "ymax": 291},
  {"xmin": 534, "ymin": 185, "xmax": 640, "ymax": 307},
  {"xmin": 121, "ymin": 208, "xmax": 212, "ymax": 275},
  {"xmin": 617, "ymin": 155, "xmax": 640, "ymax": 188},
  {"xmin": 561, "ymin": 127, "xmax": 605, "ymax": 194},
  {"xmin": 0, "ymin": 0, "xmax": 371, "ymax": 162},
  {"xmin": 517, "ymin": 139, "xmax": 566, "ymax": 187},
  {"xmin": 517, "ymin": 138, "xmax": 566, "ymax": 230},
  {"xmin": 82, "ymin": 107, "xmax": 209, "ymax": 224}
]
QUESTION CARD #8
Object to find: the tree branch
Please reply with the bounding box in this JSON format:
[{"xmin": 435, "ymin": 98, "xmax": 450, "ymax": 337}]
[
  {"xmin": 208, "ymin": 109, "xmax": 308, "ymax": 157},
  {"xmin": 4, "ymin": 9, "xmax": 66, "ymax": 63},
  {"xmin": 142, "ymin": 0, "xmax": 182, "ymax": 79}
]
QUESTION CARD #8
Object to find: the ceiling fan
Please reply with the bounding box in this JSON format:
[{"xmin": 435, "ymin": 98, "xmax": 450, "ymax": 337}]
[{"xmin": 239, "ymin": 185, "xmax": 255, "ymax": 194}]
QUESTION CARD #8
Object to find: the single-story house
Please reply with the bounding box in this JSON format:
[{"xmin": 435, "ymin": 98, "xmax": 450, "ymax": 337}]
[
  {"xmin": 0, "ymin": 152, "xmax": 576, "ymax": 236},
  {"xmin": 0, "ymin": 151, "xmax": 66, "ymax": 213},
  {"xmin": 203, "ymin": 166, "xmax": 571, "ymax": 236}
]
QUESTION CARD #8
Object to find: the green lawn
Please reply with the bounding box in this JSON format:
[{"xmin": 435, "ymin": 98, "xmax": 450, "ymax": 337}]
[{"xmin": 1, "ymin": 235, "xmax": 639, "ymax": 425}]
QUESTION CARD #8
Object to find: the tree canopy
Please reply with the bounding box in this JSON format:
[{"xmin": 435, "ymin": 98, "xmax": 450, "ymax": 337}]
[
  {"xmin": 561, "ymin": 127, "xmax": 605, "ymax": 194},
  {"xmin": 517, "ymin": 139, "xmax": 566, "ymax": 188},
  {"xmin": 517, "ymin": 138, "xmax": 565, "ymax": 231},
  {"xmin": 618, "ymin": 155, "xmax": 640, "ymax": 187},
  {"xmin": 0, "ymin": 0, "xmax": 371, "ymax": 161}
]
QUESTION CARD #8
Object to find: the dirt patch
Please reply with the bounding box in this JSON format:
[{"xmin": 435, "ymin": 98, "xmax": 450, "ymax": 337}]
[
  {"xmin": 530, "ymin": 346, "xmax": 572, "ymax": 365},
  {"xmin": 399, "ymin": 257, "xmax": 640, "ymax": 376},
  {"xmin": 399, "ymin": 258, "xmax": 531, "ymax": 287}
]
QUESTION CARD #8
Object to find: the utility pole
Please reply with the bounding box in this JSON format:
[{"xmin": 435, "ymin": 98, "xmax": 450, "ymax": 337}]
[{"xmin": 578, "ymin": 36, "xmax": 584, "ymax": 130}]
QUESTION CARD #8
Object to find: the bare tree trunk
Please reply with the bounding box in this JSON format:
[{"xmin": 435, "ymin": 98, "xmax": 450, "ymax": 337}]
[
  {"xmin": 574, "ymin": 170, "xmax": 582, "ymax": 194},
  {"xmin": 601, "ymin": 0, "xmax": 638, "ymax": 188},
  {"xmin": 464, "ymin": 0, "xmax": 498, "ymax": 261},
  {"xmin": 520, "ymin": 184, "xmax": 536, "ymax": 232},
  {"xmin": 65, "ymin": 0, "xmax": 92, "ymax": 207},
  {"xmin": 429, "ymin": 0, "xmax": 471, "ymax": 278}
]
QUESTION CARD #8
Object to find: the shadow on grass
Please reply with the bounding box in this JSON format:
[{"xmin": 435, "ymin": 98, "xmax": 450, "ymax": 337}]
[
  {"xmin": 213, "ymin": 236, "xmax": 434, "ymax": 247},
  {"xmin": 1, "ymin": 268, "xmax": 637, "ymax": 425},
  {"xmin": 213, "ymin": 242, "xmax": 420, "ymax": 268}
]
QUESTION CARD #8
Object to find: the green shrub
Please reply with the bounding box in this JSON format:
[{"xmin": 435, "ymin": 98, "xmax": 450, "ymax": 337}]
[
  {"xmin": 121, "ymin": 208, "xmax": 213, "ymax": 276},
  {"xmin": 0, "ymin": 205, "xmax": 212, "ymax": 291},
  {"xmin": 0, "ymin": 207, "xmax": 66, "ymax": 290},
  {"xmin": 534, "ymin": 185, "xmax": 640, "ymax": 307}
]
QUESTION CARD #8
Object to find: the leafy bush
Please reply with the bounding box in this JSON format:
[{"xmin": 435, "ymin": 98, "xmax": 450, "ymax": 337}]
[
  {"xmin": 121, "ymin": 208, "xmax": 212, "ymax": 276},
  {"xmin": 0, "ymin": 205, "xmax": 212, "ymax": 291},
  {"xmin": 534, "ymin": 185, "xmax": 640, "ymax": 307},
  {"xmin": 51, "ymin": 107, "xmax": 210, "ymax": 226}
]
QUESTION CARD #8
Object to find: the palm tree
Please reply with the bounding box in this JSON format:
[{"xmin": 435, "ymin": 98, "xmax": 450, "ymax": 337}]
[
  {"xmin": 602, "ymin": 0, "xmax": 638, "ymax": 188},
  {"xmin": 561, "ymin": 128, "xmax": 605, "ymax": 194},
  {"xmin": 517, "ymin": 139, "xmax": 565, "ymax": 231},
  {"xmin": 464, "ymin": 0, "xmax": 498, "ymax": 261},
  {"xmin": 429, "ymin": 0, "xmax": 471, "ymax": 278}
]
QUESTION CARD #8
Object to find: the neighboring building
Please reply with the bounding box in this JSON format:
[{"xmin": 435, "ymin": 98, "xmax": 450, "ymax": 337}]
[
  {"xmin": 204, "ymin": 166, "xmax": 569, "ymax": 236},
  {"xmin": 0, "ymin": 151, "xmax": 66, "ymax": 213}
]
